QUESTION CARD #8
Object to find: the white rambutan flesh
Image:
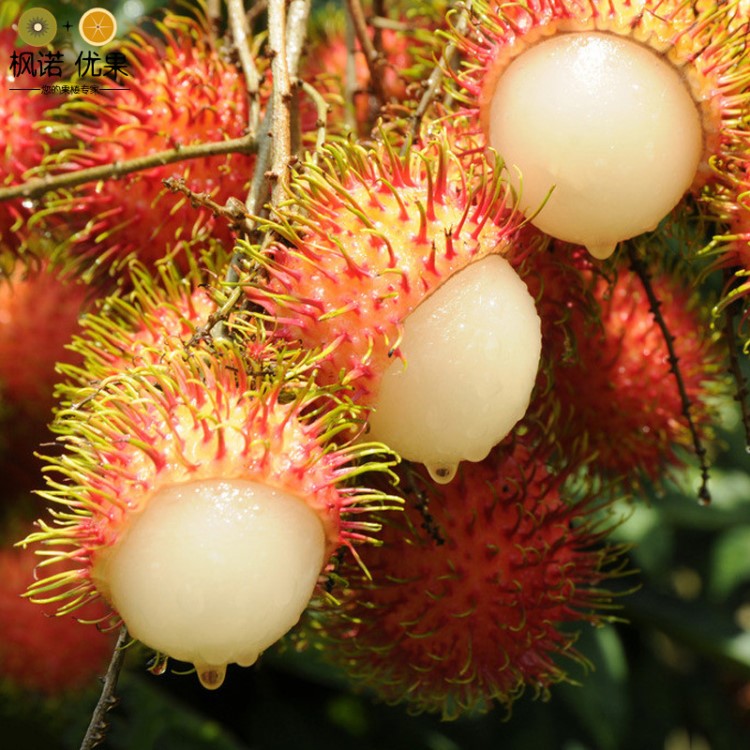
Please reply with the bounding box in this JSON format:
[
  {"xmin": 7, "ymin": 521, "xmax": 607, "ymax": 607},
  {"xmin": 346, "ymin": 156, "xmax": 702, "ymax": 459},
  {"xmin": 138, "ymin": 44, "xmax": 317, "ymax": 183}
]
[
  {"xmin": 367, "ymin": 255, "xmax": 541, "ymax": 484},
  {"xmin": 487, "ymin": 32, "xmax": 703, "ymax": 259},
  {"xmin": 94, "ymin": 479, "xmax": 326, "ymax": 689}
]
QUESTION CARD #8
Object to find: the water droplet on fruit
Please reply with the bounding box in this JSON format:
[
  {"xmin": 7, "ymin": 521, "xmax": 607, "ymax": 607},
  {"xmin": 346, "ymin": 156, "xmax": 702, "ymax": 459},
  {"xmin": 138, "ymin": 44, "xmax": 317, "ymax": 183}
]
[
  {"xmin": 196, "ymin": 663, "xmax": 226, "ymax": 690},
  {"xmin": 426, "ymin": 463, "xmax": 458, "ymax": 485},
  {"xmin": 585, "ymin": 243, "xmax": 617, "ymax": 260},
  {"xmin": 148, "ymin": 654, "xmax": 168, "ymax": 676}
]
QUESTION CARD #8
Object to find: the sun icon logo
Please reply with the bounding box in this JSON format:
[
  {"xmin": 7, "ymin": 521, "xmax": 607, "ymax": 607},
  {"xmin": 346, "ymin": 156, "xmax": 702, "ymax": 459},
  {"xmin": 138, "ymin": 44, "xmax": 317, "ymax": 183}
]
[
  {"xmin": 17, "ymin": 7, "xmax": 58, "ymax": 47},
  {"xmin": 79, "ymin": 8, "xmax": 117, "ymax": 47}
]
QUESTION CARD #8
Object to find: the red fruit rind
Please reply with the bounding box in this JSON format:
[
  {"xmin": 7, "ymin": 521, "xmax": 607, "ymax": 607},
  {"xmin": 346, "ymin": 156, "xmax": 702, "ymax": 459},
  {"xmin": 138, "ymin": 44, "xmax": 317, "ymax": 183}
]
[
  {"xmin": 552, "ymin": 266, "xmax": 725, "ymax": 480},
  {"xmin": 0, "ymin": 544, "xmax": 115, "ymax": 695},
  {"xmin": 313, "ymin": 442, "xmax": 623, "ymax": 718},
  {"xmin": 450, "ymin": 0, "xmax": 750, "ymax": 190},
  {"xmin": 22, "ymin": 345, "xmax": 399, "ymax": 618},
  {"xmin": 58, "ymin": 260, "xmax": 221, "ymax": 390},
  {"xmin": 0, "ymin": 259, "xmax": 88, "ymax": 416},
  {"xmin": 244, "ymin": 132, "xmax": 521, "ymax": 402}
]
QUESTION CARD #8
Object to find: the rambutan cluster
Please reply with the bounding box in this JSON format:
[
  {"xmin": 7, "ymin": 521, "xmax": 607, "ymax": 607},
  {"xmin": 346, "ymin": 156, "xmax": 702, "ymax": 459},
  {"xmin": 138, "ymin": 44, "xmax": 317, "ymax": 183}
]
[{"xmin": 1, "ymin": 0, "xmax": 745, "ymax": 727}]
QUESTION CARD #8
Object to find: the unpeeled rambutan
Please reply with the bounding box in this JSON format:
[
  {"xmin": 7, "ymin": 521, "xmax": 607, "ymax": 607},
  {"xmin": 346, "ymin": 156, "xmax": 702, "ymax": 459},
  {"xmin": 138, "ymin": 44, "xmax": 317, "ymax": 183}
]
[
  {"xmin": 0, "ymin": 259, "xmax": 88, "ymax": 417},
  {"xmin": 0, "ymin": 542, "xmax": 115, "ymax": 696},
  {"xmin": 35, "ymin": 12, "xmax": 255, "ymax": 287},
  {"xmin": 58, "ymin": 260, "xmax": 220, "ymax": 391},
  {"xmin": 22, "ymin": 345, "xmax": 398, "ymax": 690},
  {"xmin": 311, "ymin": 442, "xmax": 623, "ymax": 718},
  {"xmin": 245, "ymin": 135, "xmax": 542, "ymax": 483},
  {"xmin": 0, "ymin": 28, "xmax": 63, "ymax": 260},
  {"xmin": 451, "ymin": 0, "xmax": 750, "ymax": 258},
  {"xmin": 552, "ymin": 265, "xmax": 726, "ymax": 481}
]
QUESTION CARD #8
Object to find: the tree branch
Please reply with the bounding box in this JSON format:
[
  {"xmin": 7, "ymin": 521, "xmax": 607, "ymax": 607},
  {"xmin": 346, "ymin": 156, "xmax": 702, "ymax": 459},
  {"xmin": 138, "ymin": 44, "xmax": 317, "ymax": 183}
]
[
  {"xmin": 79, "ymin": 625, "xmax": 130, "ymax": 750},
  {"xmin": 344, "ymin": 0, "xmax": 387, "ymax": 103},
  {"xmin": 0, "ymin": 134, "xmax": 258, "ymax": 204},
  {"xmin": 227, "ymin": 0, "xmax": 262, "ymax": 137},
  {"xmin": 627, "ymin": 245, "xmax": 712, "ymax": 504}
]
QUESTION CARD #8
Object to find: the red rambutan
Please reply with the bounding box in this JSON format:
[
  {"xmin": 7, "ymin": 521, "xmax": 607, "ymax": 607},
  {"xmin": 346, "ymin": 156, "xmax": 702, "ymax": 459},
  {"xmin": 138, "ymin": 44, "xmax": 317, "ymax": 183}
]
[
  {"xmin": 245, "ymin": 135, "xmax": 542, "ymax": 482},
  {"xmin": 35, "ymin": 12, "xmax": 255, "ymax": 287},
  {"xmin": 0, "ymin": 28, "xmax": 63, "ymax": 260},
  {"xmin": 0, "ymin": 542, "xmax": 115, "ymax": 696},
  {"xmin": 551, "ymin": 265, "xmax": 726, "ymax": 481},
  {"xmin": 22, "ymin": 344, "xmax": 398, "ymax": 690},
  {"xmin": 0, "ymin": 258, "xmax": 88, "ymax": 419},
  {"xmin": 451, "ymin": 0, "xmax": 750, "ymax": 258},
  {"xmin": 311, "ymin": 442, "xmax": 623, "ymax": 718}
]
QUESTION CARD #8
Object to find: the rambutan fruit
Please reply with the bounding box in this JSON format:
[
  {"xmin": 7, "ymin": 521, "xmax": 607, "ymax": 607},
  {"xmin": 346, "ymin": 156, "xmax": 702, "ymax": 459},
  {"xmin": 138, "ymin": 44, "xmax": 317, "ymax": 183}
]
[
  {"xmin": 0, "ymin": 541, "xmax": 115, "ymax": 696},
  {"xmin": 34, "ymin": 12, "xmax": 255, "ymax": 288},
  {"xmin": 22, "ymin": 346, "xmax": 398, "ymax": 690},
  {"xmin": 0, "ymin": 259, "xmax": 88, "ymax": 418},
  {"xmin": 551, "ymin": 265, "xmax": 726, "ymax": 481},
  {"xmin": 310, "ymin": 442, "xmax": 623, "ymax": 719},
  {"xmin": 245, "ymin": 136, "xmax": 542, "ymax": 483},
  {"xmin": 0, "ymin": 28, "xmax": 63, "ymax": 260},
  {"xmin": 452, "ymin": 0, "xmax": 750, "ymax": 258}
]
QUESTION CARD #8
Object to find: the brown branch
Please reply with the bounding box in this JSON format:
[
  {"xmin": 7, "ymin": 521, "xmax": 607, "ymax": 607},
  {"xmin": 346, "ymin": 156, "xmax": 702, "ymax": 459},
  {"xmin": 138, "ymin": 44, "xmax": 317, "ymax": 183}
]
[
  {"xmin": 0, "ymin": 134, "xmax": 258, "ymax": 204},
  {"xmin": 369, "ymin": 16, "xmax": 411, "ymax": 31},
  {"xmin": 627, "ymin": 245, "xmax": 712, "ymax": 504},
  {"xmin": 372, "ymin": 0, "xmax": 386, "ymax": 54},
  {"xmin": 79, "ymin": 625, "xmax": 130, "ymax": 750},
  {"xmin": 345, "ymin": 0, "xmax": 387, "ymax": 103},
  {"xmin": 227, "ymin": 0, "xmax": 262, "ymax": 137},
  {"xmin": 206, "ymin": 0, "xmax": 222, "ymax": 37},
  {"xmin": 213, "ymin": 0, "xmax": 311, "ymax": 341},
  {"xmin": 268, "ymin": 0, "xmax": 292, "ymax": 205},
  {"xmin": 343, "ymin": 9, "xmax": 359, "ymax": 132},
  {"xmin": 162, "ymin": 176, "xmax": 250, "ymax": 230}
]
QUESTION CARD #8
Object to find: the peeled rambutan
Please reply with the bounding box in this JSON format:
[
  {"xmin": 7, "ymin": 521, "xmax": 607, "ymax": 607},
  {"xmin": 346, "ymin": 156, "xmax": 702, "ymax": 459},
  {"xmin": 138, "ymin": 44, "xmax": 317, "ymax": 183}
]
[
  {"xmin": 310, "ymin": 442, "xmax": 623, "ymax": 718},
  {"xmin": 35, "ymin": 12, "xmax": 255, "ymax": 287},
  {"xmin": 0, "ymin": 541, "xmax": 115, "ymax": 696},
  {"xmin": 452, "ymin": 0, "xmax": 750, "ymax": 258},
  {"xmin": 22, "ymin": 346, "xmax": 398, "ymax": 690},
  {"xmin": 245, "ymin": 135, "xmax": 542, "ymax": 483},
  {"xmin": 552, "ymin": 265, "xmax": 726, "ymax": 481}
]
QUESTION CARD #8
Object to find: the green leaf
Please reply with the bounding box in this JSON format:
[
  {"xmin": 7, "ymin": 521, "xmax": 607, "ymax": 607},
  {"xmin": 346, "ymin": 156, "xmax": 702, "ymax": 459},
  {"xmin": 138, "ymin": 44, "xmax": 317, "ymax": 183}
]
[
  {"xmin": 709, "ymin": 526, "xmax": 750, "ymax": 600},
  {"xmin": 557, "ymin": 625, "xmax": 629, "ymax": 750}
]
